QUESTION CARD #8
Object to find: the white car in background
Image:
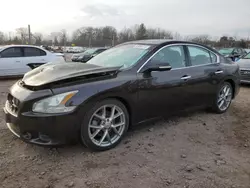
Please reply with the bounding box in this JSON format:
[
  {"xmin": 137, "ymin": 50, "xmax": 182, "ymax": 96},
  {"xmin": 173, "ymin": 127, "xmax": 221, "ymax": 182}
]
[{"xmin": 0, "ymin": 45, "xmax": 65, "ymax": 77}]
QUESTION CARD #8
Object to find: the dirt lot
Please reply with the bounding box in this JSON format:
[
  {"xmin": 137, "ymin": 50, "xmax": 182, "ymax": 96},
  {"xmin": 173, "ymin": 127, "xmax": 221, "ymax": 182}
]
[{"xmin": 0, "ymin": 80, "xmax": 250, "ymax": 188}]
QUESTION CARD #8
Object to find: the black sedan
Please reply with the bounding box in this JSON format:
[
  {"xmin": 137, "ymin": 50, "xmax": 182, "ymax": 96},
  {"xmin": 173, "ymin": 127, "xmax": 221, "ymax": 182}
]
[
  {"xmin": 71, "ymin": 48, "xmax": 107, "ymax": 62},
  {"xmin": 218, "ymin": 48, "xmax": 247, "ymax": 61},
  {"xmin": 238, "ymin": 52, "xmax": 250, "ymax": 83},
  {"xmin": 4, "ymin": 40, "xmax": 240, "ymax": 151}
]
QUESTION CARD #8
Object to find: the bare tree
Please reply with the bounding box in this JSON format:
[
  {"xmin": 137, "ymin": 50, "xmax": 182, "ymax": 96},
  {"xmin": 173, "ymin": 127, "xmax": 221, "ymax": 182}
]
[
  {"xmin": 50, "ymin": 32, "xmax": 61, "ymax": 46},
  {"xmin": 190, "ymin": 35, "xmax": 211, "ymax": 45},
  {"xmin": 16, "ymin": 27, "xmax": 28, "ymax": 44},
  {"xmin": 33, "ymin": 32, "xmax": 43, "ymax": 45},
  {"xmin": 59, "ymin": 29, "xmax": 67, "ymax": 46},
  {"xmin": 0, "ymin": 31, "xmax": 5, "ymax": 44},
  {"xmin": 118, "ymin": 27, "xmax": 135, "ymax": 43},
  {"xmin": 173, "ymin": 32, "xmax": 182, "ymax": 40}
]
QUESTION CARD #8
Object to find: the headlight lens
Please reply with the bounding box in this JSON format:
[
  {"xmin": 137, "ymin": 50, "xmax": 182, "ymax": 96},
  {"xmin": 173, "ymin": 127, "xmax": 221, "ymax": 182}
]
[{"xmin": 32, "ymin": 91, "xmax": 78, "ymax": 113}]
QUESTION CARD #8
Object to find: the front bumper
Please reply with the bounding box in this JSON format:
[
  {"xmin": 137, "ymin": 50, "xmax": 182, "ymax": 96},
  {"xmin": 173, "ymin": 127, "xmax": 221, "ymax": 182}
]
[
  {"xmin": 3, "ymin": 83, "xmax": 81, "ymax": 146},
  {"xmin": 4, "ymin": 105, "xmax": 80, "ymax": 146}
]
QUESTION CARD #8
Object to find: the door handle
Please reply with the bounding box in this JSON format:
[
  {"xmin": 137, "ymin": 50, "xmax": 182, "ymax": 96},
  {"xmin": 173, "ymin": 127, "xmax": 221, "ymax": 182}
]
[
  {"xmin": 15, "ymin": 61, "xmax": 21, "ymax": 63},
  {"xmin": 181, "ymin": 75, "xmax": 191, "ymax": 80},
  {"xmin": 214, "ymin": 70, "xmax": 223, "ymax": 74}
]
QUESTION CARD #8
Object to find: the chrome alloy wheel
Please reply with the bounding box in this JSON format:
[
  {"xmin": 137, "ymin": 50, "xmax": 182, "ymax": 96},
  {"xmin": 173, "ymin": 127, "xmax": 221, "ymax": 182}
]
[
  {"xmin": 217, "ymin": 84, "xmax": 232, "ymax": 111},
  {"xmin": 88, "ymin": 104, "xmax": 126, "ymax": 147}
]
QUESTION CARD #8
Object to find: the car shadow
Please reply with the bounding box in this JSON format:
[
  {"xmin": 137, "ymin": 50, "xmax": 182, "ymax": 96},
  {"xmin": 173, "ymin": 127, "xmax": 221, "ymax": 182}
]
[{"xmin": 30, "ymin": 107, "xmax": 206, "ymax": 156}]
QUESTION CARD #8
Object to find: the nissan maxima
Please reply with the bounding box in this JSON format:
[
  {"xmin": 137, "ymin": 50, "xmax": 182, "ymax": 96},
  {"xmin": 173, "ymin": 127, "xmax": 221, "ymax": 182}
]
[{"xmin": 4, "ymin": 40, "xmax": 240, "ymax": 151}]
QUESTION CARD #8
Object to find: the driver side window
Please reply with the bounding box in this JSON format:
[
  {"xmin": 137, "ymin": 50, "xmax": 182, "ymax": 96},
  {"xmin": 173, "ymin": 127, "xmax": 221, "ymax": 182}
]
[{"xmin": 149, "ymin": 46, "xmax": 186, "ymax": 69}]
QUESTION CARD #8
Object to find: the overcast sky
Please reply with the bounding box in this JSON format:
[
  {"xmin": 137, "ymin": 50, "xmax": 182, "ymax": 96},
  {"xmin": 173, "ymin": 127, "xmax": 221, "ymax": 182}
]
[{"xmin": 1, "ymin": 0, "xmax": 250, "ymax": 38}]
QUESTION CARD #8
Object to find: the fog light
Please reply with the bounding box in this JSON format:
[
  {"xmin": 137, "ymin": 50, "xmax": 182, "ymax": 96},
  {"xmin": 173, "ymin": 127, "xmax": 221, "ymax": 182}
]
[
  {"xmin": 22, "ymin": 132, "xmax": 32, "ymax": 140},
  {"xmin": 39, "ymin": 133, "xmax": 51, "ymax": 142}
]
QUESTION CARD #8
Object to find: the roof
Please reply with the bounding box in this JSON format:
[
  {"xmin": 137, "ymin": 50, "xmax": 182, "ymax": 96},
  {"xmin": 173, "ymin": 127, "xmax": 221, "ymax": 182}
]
[
  {"xmin": 123, "ymin": 39, "xmax": 203, "ymax": 46},
  {"xmin": 0, "ymin": 45, "xmax": 49, "ymax": 52},
  {"xmin": 3, "ymin": 44, "xmax": 41, "ymax": 48},
  {"xmin": 124, "ymin": 39, "xmax": 173, "ymax": 45}
]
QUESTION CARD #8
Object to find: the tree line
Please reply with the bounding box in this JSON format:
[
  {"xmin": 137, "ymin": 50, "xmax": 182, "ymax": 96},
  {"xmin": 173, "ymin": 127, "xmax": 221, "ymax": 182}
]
[{"xmin": 0, "ymin": 23, "xmax": 249, "ymax": 48}]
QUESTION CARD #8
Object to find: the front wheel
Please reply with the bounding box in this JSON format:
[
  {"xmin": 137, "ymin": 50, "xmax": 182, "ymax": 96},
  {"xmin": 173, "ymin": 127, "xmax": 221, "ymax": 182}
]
[
  {"xmin": 212, "ymin": 82, "xmax": 233, "ymax": 114},
  {"xmin": 80, "ymin": 99, "xmax": 129, "ymax": 151}
]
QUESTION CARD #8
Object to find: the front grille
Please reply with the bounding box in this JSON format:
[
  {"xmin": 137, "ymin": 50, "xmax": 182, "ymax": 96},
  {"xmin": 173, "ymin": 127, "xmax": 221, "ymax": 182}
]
[{"xmin": 6, "ymin": 94, "xmax": 20, "ymax": 115}]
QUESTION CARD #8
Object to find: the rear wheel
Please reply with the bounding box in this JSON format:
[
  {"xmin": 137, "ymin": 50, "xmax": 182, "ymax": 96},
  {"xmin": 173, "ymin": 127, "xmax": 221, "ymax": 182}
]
[
  {"xmin": 80, "ymin": 99, "xmax": 129, "ymax": 151},
  {"xmin": 212, "ymin": 82, "xmax": 233, "ymax": 113}
]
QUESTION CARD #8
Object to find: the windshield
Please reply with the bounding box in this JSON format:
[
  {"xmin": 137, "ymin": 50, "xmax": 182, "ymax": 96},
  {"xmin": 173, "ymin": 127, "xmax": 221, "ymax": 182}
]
[
  {"xmin": 87, "ymin": 44, "xmax": 151, "ymax": 69},
  {"xmin": 82, "ymin": 48, "xmax": 97, "ymax": 55},
  {"xmin": 243, "ymin": 53, "xmax": 250, "ymax": 59},
  {"xmin": 219, "ymin": 48, "xmax": 234, "ymax": 55}
]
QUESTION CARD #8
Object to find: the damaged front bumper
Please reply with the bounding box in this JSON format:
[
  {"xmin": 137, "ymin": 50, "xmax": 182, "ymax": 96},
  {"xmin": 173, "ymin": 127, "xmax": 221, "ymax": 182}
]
[{"xmin": 3, "ymin": 82, "xmax": 80, "ymax": 146}]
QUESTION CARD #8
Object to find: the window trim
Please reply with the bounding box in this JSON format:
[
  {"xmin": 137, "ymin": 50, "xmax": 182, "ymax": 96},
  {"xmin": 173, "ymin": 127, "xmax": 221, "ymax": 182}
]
[
  {"xmin": 137, "ymin": 43, "xmax": 219, "ymax": 73},
  {"xmin": 0, "ymin": 47, "xmax": 24, "ymax": 58}
]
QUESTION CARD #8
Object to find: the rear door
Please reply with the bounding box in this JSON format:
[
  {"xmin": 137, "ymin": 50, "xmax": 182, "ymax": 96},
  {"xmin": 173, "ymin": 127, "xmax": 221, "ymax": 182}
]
[
  {"xmin": 183, "ymin": 45, "xmax": 223, "ymax": 107},
  {"xmin": 22, "ymin": 47, "xmax": 48, "ymax": 73},
  {"xmin": 0, "ymin": 47, "xmax": 24, "ymax": 76}
]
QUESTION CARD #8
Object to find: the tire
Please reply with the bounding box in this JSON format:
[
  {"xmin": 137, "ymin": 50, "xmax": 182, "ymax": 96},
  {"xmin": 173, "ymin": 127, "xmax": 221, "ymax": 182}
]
[
  {"xmin": 80, "ymin": 99, "xmax": 129, "ymax": 151},
  {"xmin": 211, "ymin": 82, "xmax": 233, "ymax": 114}
]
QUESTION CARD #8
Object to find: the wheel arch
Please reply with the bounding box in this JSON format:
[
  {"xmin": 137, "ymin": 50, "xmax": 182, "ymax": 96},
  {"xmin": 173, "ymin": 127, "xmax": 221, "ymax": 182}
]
[{"xmin": 224, "ymin": 79, "xmax": 236, "ymax": 99}]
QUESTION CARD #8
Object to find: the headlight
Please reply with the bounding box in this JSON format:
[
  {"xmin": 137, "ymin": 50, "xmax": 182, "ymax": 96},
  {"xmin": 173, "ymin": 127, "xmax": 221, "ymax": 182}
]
[{"xmin": 32, "ymin": 91, "xmax": 78, "ymax": 113}]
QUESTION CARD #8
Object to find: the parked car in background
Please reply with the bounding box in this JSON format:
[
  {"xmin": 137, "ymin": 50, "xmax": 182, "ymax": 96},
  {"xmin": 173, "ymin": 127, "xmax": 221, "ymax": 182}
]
[
  {"xmin": 0, "ymin": 45, "xmax": 65, "ymax": 76},
  {"xmin": 4, "ymin": 40, "xmax": 240, "ymax": 151},
  {"xmin": 65, "ymin": 46, "xmax": 85, "ymax": 53},
  {"xmin": 71, "ymin": 48, "xmax": 107, "ymax": 62},
  {"xmin": 218, "ymin": 48, "xmax": 247, "ymax": 61},
  {"xmin": 244, "ymin": 49, "xmax": 250, "ymax": 53},
  {"xmin": 238, "ymin": 52, "xmax": 250, "ymax": 84}
]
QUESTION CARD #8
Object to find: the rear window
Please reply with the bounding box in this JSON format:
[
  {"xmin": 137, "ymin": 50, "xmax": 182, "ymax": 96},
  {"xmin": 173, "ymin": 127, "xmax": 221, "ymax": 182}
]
[{"xmin": 24, "ymin": 47, "xmax": 46, "ymax": 57}]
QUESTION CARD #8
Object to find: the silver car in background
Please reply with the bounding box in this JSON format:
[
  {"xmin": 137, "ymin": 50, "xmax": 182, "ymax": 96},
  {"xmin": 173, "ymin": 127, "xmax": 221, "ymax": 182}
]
[{"xmin": 238, "ymin": 52, "xmax": 250, "ymax": 84}]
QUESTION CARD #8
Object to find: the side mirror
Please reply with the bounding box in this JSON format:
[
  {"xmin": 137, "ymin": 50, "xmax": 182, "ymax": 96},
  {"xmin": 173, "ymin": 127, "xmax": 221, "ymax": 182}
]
[{"xmin": 143, "ymin": 62, "xmax": 172, "ymax": 73}]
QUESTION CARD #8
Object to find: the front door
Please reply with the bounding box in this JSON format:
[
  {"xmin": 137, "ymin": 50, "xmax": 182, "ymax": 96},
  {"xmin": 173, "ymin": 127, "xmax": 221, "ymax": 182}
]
[
  {"xmin": 136, "ymin": 45, "xmax": 192, "ymax": 121},
  {"xmin": 0, "ymin": 47, "xmax": 24, "ymax": 76}
]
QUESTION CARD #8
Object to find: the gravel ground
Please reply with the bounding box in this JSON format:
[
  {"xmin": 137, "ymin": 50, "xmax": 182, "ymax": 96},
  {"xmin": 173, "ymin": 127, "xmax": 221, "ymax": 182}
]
[{"xmin": 0, "ymin": 79, "xmax": 250, "ymax": 188}]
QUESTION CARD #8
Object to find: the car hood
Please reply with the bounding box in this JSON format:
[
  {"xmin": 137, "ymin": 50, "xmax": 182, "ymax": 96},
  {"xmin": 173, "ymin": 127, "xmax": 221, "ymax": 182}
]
[
  {"xmin": 22, "ymin": 62, "xmax": 120, "ymax": 86},
  {"xmin": 237, "ymin": 59, "xmax": 250, "ymax": 69}
]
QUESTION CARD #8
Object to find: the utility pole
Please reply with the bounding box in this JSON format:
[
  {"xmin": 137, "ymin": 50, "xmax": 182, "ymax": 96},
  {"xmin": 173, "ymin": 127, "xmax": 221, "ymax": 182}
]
[
  {"xmin": 112, "ymin": 34, "xmax": 115, "ymax": 46},
  {"xmin": 88, "ymin": 31, "xmax": 92, "ymax": 47},
  {"xmin": 89, "ymin": 37, "xmax": 92, "ymax": 47},
  {"xmin": 28, "ymin": 25, "xmax": 31, "ymax": 44}
]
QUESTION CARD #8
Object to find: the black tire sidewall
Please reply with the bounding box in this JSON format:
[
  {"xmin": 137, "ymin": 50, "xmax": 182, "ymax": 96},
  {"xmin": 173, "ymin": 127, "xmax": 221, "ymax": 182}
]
[
  {"xmin": 213, "ymin": 82, "xmax": 233, "ymax": 113},
  {"xmin": 80, "ymin": 99, "xmax": 129, "ymax": 151}
]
